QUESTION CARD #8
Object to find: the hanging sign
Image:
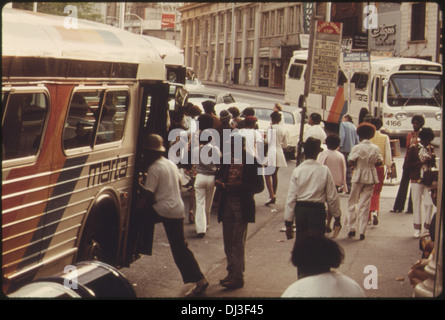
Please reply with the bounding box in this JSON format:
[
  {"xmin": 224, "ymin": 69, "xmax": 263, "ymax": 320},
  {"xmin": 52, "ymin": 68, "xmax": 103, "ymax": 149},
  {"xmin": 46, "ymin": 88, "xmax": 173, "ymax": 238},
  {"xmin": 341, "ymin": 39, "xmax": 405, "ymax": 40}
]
[{"xmin": 310, "ymin": 20, "xmax": 342, "ymax": 96}]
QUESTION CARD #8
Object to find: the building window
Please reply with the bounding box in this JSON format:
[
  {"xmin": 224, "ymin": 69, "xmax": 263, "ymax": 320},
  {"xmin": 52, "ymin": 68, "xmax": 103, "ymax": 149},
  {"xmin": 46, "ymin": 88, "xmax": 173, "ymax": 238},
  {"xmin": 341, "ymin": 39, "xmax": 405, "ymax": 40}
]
[
  {"xmin": 277, "ymin": 9, "xmax": 284, "ymax": 35},
  {"xmin": 262, "ymin": 12, "xmax": 269, "ymax": 36},
  {"xmin": 211, "ymin": 15, "xmax": 216, "ymax": 35},
  {"xmin": 220, "ymin": 13, "xmax": 224, "ymax": 32},
  {"xmin": 249, "ymin": 7, "xmax": 255, "ymax": 29},
  {"xmin": 289, "ymin": 7, "xmax": 295, "ymax": 33},
  {"xmin": 411, "ymin": 3, "xmax": 426, "ymax": 41},
  {"xmin": 270, "ymin": 11, "xmax": 275, "ymax": 35}
]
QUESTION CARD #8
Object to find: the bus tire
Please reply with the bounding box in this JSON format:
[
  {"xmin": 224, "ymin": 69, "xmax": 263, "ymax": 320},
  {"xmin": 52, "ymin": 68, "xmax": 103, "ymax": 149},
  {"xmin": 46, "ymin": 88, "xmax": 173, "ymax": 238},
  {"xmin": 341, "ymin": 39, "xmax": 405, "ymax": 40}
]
[{"xmin": 76, "ymin": 197, "xmax": 119, "ymax": 266}]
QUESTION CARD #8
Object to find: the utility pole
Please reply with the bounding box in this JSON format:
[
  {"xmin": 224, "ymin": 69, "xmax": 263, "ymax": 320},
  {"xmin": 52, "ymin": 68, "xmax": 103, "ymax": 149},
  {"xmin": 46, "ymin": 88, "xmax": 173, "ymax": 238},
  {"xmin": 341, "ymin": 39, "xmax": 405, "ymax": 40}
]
[
  {"xmin": 296, "ymin": 12, "xmax": 318, "ymax": 166},
  {"xmin": 118, "ymin": 2, "xmax": 125, "ymax": 30}
]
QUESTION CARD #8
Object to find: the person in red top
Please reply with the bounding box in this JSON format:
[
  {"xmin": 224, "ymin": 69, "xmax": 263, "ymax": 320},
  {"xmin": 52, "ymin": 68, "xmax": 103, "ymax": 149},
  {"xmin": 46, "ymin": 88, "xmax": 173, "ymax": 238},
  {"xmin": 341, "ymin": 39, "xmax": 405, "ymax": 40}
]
[
  {"xmin": 405, "ymin": 127, "xmax": 436, "ymax": 238},
  {"xmin": 391, "ymin": 115, "xmax": 425, "ymax": 213}
]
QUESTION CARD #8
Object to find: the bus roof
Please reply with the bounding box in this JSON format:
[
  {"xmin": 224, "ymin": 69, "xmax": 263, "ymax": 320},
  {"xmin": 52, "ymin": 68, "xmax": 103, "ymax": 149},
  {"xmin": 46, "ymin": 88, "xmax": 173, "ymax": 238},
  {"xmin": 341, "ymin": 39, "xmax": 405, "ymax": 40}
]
[
  {"xmin": 2, "ymin": 8, "xmax": 166, "ymax": 81},
  {"xmin": 369, "ymin": 55, "xmax": 442, "ymax": 75},
  {"xmin": 290, "ymin": 50, "xmax": 442, "ymax": 75},
  {"xmin": 142, "ymin": 36, "xmax": 184, "ymax": 67}
]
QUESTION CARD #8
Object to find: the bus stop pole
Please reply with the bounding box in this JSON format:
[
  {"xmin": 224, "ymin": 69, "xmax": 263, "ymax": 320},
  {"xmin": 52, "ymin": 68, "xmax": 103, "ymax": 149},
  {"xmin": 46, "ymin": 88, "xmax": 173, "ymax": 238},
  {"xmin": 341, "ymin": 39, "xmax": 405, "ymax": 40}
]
[{"xmin": 296, "ymin": 15, "xmax": 318, "ymax": 166}]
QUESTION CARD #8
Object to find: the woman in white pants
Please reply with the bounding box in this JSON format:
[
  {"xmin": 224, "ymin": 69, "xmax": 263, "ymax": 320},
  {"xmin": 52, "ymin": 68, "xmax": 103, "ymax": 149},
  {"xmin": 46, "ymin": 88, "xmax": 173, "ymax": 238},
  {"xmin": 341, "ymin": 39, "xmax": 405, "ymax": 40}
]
[
  {"xmin": 194, "ymin": 172, "xmax": 217, "ymax": 236},
  {"xmin": 193, "ymin": 114, "xmax": 220, "ymax": 237},
  {"xmin": 346, "ymin": 123, "xmax": 382, "ymax": 240},
  {"xmin": 405, "ymin": 127, "xmax": 436, "ymax": 238}
]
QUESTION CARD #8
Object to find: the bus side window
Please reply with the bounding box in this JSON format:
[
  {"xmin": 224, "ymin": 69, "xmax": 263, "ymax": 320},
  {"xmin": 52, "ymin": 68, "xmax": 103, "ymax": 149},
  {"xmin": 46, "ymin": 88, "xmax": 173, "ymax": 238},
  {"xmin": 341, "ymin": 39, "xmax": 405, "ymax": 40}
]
[
  {"xmin": 351, "ymin": 73, "xmax": 369, "ymax": 90},
  {"xmin": 63, "ymin": 90, "xmax": 101, "ymax": 150},
  {"xmin": 2, "ymin": 91, "xmax": 48, "ymax": 160},
  {"xmin": 96, "ymin": 90, "xmax": 129, "ymax": 144},
  {"xmin": 338, "ymin": 70, "xmax": 347, "ymax": 86},
  {"xmin": 288, "ymin": 64, "xmax": 304, "ymax": 80}
]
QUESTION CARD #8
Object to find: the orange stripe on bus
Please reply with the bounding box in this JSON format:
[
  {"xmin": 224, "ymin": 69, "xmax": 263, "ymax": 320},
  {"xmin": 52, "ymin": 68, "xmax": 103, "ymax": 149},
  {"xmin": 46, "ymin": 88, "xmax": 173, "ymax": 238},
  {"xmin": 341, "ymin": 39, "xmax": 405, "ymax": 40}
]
[{"xmin": 327, "ymin": 87, "xmax": 345, "ymax": 123}]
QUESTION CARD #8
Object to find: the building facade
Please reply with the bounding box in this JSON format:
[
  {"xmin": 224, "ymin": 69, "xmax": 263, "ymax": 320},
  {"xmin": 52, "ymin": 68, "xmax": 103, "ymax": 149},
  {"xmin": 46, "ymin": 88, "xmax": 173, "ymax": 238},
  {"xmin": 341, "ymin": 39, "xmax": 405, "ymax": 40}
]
[
  {"xmin": 178, "ymin": 2, "xmax": 442, "ymax": 89},
  {"xmin": 104, "ymin": 2, "xmax": 182, "ymax": 46}
]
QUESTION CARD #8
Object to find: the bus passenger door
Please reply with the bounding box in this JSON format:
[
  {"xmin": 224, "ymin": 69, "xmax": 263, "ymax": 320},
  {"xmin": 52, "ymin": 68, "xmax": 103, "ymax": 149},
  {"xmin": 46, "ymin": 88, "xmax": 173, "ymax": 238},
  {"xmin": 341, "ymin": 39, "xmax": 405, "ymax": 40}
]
[
  {"xmin": 371, "ymin": 76, "xmax": 383, "ymax": 118},
  {"xmin": 124, "ymin": 82, "xmax": 170, "ymax": 264}
]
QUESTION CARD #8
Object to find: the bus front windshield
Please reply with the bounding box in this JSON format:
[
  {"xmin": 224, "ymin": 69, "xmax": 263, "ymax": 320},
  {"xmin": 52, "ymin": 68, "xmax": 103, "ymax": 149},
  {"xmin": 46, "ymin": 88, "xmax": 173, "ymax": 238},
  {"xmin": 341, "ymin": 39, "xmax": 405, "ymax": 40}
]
[{"xmin": 387, "ymin": 73, "xmax": 442, "ymax": 107}]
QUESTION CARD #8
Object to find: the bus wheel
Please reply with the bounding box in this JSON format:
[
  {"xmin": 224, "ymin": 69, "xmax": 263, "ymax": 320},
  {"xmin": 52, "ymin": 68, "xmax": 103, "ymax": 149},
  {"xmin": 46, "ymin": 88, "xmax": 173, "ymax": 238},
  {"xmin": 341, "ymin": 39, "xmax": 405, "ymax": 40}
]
[{"xmin": 77, "ymin": 206, "xmax": 118, "ymax": 266}]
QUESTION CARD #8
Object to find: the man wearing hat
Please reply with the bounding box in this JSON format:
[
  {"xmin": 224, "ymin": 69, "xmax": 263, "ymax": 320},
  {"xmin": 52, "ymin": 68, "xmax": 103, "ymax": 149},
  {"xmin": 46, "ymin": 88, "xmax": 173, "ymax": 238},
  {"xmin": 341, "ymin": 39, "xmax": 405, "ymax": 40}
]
[
  {"xmin": 140, "ymin": 134, "xmax": 209, "ymax": 296},
  {"xmin": 217, "ymin": 110, "xmax": 235, "ymax": 153},
  {"xmin": 284, "ymin": 137, "xmax": 342, "ymax": 241},
  {"xmin": 238, "ymin": 107, "xmax": 259, "ymax": 129}
]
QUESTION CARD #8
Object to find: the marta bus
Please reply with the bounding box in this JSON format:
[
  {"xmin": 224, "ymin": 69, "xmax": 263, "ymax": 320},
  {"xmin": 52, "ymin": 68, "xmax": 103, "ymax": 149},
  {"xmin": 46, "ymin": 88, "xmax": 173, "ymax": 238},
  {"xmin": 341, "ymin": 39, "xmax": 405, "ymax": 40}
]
[
  {"xmin": 284, "ymin": 50, "xmax": 442, "ymax": 138},
  {"xmin": 2, "ymin": 8, "xmax": 175, "ymax": 294}
]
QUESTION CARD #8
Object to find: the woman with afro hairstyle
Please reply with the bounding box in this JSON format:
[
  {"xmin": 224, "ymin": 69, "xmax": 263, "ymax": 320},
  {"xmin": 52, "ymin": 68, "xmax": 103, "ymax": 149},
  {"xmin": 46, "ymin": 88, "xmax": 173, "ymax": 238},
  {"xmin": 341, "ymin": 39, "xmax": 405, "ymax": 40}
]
[{"xmin": 345, "ymin": 123, "xmax": 382, "ymax": 240}]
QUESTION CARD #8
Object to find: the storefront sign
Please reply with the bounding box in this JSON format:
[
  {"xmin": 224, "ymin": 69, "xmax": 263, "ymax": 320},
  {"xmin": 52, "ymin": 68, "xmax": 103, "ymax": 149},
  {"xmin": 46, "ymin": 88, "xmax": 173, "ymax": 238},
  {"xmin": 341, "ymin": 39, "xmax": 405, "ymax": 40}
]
[
  {"xmin": 161, "ymin": 13, "xmax": 176, "ymax": 29},
  {"xmin": 303, "ymin": 3, "xmax": 315, "ymax": 34}
]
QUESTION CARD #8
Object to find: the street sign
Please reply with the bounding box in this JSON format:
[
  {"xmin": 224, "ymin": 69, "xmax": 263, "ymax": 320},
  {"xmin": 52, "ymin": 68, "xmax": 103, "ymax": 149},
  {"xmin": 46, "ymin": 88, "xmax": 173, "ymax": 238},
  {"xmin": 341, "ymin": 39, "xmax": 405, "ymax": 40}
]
[
  {"xmin": 310, "ymin": 20, "xmax": 342, "ymax": 97},
  {"xmin": 342, "ymin": 51, "xmax": 370, "ymax": 73}
]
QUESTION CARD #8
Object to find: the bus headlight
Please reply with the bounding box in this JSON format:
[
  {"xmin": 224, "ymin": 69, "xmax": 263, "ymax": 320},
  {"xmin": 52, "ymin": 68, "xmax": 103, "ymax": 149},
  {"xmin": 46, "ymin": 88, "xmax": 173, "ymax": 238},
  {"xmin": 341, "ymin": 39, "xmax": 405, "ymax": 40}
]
[
  {"xmin": 395, "ymin": 112, "xmax": 407, "ymax": 120},
  {"xmin": 435, "ymin": 112, "xmax": 442, "ymax": 121}
]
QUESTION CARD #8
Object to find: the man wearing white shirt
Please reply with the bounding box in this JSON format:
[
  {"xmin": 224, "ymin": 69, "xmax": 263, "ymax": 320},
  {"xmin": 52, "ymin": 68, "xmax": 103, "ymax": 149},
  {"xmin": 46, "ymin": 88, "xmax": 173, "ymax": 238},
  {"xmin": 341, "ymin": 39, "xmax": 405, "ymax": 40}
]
[
  {"xmin": 141, "ymin": 134, "xmax": 209, "ymax": 296},
  {"xmin": 238, "ymin": 116, "xmax": 264, "ymax": 162},
  {"xmin": 284, "ymin": 137, "xmax": 342, "ymax": 241},
  {"xmin": 303, "ymin": 113, "xmax": 327, "ymax": 144}
]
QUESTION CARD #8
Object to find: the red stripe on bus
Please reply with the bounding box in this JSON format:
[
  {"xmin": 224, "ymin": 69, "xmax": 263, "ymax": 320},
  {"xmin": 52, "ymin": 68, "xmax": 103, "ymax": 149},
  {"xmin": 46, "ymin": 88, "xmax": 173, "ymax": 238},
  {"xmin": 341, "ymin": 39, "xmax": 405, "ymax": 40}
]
[{"xmin": 327, "ymin": 87, "xmax": 345, "ymax": 123}]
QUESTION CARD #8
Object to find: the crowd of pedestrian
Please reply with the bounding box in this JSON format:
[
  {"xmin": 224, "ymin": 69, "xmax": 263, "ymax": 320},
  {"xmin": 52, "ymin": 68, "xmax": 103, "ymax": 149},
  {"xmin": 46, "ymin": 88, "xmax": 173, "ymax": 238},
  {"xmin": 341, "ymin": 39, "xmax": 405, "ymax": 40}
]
[{"xmin": 138, "ymin": 97, "xmax": 438, "ymax": 298}]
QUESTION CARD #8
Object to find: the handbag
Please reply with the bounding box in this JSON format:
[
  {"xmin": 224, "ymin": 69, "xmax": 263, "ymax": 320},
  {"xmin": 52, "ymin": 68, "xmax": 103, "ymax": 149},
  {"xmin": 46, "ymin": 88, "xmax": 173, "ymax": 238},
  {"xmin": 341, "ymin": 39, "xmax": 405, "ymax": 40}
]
[
  {"xmin": 135, "ymin": 187, "xmax": 162, "ymax": 224},
  {"xmin": 421, "ymin": 170, "xmax": 438, "ymax": 187},
  {"xmin": 390, "ymin": 162, "xmax": 397, "ymax": 179},
  {"xmin": 387, "ymin": 162, "xmax": 397, "ymax": 181}
]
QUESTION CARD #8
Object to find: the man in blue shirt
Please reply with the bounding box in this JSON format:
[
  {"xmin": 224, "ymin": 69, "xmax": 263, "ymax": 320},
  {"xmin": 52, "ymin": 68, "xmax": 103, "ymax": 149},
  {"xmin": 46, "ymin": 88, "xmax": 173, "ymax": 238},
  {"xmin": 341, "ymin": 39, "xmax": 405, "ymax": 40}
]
[{"xmin": 339, "ymin": 114, "xmax": 359, "ymax": 193}]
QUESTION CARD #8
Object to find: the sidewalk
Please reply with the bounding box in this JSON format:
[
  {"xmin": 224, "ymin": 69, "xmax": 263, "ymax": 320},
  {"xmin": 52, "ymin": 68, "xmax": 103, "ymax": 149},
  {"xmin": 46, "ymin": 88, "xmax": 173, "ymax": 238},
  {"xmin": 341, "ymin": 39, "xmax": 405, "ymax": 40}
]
[
  {"xmin": 196, "ymin": 154, "xmax": 420, "ymax": 299},
  {"xmin": 201, "ymin": 80, "xmax": 285, "ymax": 97}
]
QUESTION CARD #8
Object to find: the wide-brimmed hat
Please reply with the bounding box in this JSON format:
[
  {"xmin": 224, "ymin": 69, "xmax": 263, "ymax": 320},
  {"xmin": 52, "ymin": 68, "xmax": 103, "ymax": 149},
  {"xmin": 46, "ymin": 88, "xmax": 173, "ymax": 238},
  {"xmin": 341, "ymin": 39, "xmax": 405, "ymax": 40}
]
[
  {"xmin": 144, "ymin": 134, "xmax": 166, "ymax": 152},
  {"xmin": 241, "ymin": 107, "xmax": 255, "ymax": 117},
  {"xmin": 219, "ymin": 110, "xmax": 232, "ymax": 121}
]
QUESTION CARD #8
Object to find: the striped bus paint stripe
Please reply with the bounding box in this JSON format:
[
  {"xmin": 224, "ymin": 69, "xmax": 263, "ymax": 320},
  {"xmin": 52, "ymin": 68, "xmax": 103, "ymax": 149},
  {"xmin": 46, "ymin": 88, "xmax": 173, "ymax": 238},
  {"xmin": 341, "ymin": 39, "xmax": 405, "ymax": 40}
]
[
  {"xmin": 327, "ymin": 87, "xmax": 348, "ymax": 124},
  {"xmin": 17, "ymin": 155, "xmax": 88, "ymax": 270}
]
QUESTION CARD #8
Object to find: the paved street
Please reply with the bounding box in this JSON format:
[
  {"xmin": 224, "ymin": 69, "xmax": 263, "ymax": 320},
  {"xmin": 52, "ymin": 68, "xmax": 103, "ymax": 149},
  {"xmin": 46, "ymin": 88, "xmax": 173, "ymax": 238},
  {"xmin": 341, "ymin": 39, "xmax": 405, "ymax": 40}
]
[{"xmin": 120, "ymin": 149, "xmax": 429, "ymax": 300}]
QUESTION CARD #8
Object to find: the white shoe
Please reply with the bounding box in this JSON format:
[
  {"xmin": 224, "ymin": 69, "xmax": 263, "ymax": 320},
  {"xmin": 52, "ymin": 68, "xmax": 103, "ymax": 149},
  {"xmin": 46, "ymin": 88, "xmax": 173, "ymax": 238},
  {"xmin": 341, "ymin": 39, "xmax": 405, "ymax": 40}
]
[
  {"xmin": 413, "ymin": 230, "xmax": 420, "ymax": 238},
  {"xmin": 371, "ymin": 211, "xmax": 378, "ymax": 225}
]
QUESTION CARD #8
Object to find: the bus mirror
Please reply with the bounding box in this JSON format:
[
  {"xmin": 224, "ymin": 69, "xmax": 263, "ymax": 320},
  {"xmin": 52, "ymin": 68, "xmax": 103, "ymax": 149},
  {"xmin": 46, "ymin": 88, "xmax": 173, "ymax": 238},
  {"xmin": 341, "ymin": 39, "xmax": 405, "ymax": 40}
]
[{"xmin": 382, "ymin": 79, "xmax": 389, "ymax": 87}]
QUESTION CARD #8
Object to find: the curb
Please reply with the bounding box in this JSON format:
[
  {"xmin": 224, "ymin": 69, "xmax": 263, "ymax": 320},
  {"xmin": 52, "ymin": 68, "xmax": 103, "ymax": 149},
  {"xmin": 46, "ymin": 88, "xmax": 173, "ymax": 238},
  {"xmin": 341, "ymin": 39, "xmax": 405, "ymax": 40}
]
[{"xmin": 201, "ymin": 80, "xmax": 285, "ymax": 97}]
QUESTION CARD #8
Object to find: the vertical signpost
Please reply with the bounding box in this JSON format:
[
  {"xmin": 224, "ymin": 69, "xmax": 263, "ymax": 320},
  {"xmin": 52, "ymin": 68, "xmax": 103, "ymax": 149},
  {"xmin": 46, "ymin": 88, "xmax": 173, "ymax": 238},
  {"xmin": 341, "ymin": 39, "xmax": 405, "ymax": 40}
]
[
  {"xmin": 296, "ymin": 18, "xmax": 342, "ymax": 165},
  {"xmin": 342, "ymin": 51, "xmax": 371, "ymax": 115}
]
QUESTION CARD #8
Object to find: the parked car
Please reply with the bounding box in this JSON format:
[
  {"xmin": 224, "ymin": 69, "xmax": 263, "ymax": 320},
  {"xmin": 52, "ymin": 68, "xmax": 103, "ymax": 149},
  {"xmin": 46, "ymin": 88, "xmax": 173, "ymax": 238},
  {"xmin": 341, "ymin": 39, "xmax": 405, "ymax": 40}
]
[
  {"xmin": 221, "ymin": 104, "xmax": 301, "ymax": 158},
  {"xmin": 185, "ymin": 78, "xmax": 204, "ymax": 92},
  {"xmin": 185, "ymin": 91, "xmax": 250, "ymax": 112}
]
